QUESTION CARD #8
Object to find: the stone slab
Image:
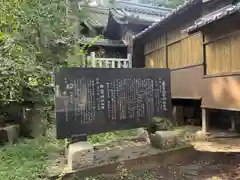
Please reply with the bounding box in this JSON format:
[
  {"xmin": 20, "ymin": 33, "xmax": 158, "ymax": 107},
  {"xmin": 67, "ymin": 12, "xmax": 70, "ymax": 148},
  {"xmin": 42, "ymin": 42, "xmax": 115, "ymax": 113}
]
[
  {"xmin": 0, "ymin": 124, "xmax": 20, "ymax": 144},
  {"xmin": 47, "ymin": 145, "xmax": 193, "ymax": 179},
  {"xmin": 67, "ymin": 141, "xmax": 94, "ymax": 170},
  {"xmin": 195, "ymin": 130, "xmax": 208, "ymax": 141},
  {"xmin": 150, "ymin": 131, "xmax": 177, "ymax": 149}
]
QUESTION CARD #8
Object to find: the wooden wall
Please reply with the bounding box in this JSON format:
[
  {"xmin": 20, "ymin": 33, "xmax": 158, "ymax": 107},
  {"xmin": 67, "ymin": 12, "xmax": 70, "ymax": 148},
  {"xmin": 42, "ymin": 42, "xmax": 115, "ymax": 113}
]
[
  {"xmin": 144, "ymin": 35, "xmax": 166, "ymax": 68},
  {"xmin": 205, "ymin": 32, "xmax": 240, "ymax": 75},
  {"xmin": 144, "ymin": 12, "xmax": 240, "ymax": 74},
  {"xmin": 168, "ymin": 32, "xmax": 203, "ymax": 69},
  {"xmin": 144, "ymin": 31, "xmax": 203, "ymax": 69},
  {"xmin": 140, "ymin": 3, "xmax": 240, "ymax": 111},
  {"xmin": 204, "ymin": 15, "xmax": 240, "ymax": 75},
  {"xmin": 143, "ymin": 6, "xmax": 203, "ymax": 70}
]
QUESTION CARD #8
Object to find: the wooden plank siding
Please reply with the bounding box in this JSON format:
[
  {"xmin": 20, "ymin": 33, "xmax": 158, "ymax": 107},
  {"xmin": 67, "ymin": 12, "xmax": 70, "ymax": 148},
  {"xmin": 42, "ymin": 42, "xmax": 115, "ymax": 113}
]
[
  {"xmin": 205, "ymin": 31, "xmax": 240, "ymax": 75},
  {"xmin": 144, "ymin": 36, "xmax": 165, "ymax": 55},
  {"xmin": 144, "ymin": 35, "xmax": 166, "ymax": 68},
  {"xmin": 145, "ymin": 48, "xmax": 166, "ymax": 68},
  {"xmin": 144, "ymin": 32, "xmax": 203, "ymax": 69},
  {"xmin": 167, "ymin": 41, "xmax": 182, "ymax": 69}
]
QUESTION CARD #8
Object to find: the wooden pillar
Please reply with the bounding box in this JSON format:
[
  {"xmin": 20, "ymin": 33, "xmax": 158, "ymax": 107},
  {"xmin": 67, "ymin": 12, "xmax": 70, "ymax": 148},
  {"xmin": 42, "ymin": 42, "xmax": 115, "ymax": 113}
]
[
  {"xmin": 172, "ymin": 105, "xmax": 184, "ymax": 126},
  {"xmin": 230, "ymin": 116, "xmax": 236, "ymax": 132},
  {"xmin": 202, "ymin": 108, "xmax": 208, "ymax": 133},
  {"xmin": 164, "ymin": 33, "xmax": 168, "ymax": 68}
]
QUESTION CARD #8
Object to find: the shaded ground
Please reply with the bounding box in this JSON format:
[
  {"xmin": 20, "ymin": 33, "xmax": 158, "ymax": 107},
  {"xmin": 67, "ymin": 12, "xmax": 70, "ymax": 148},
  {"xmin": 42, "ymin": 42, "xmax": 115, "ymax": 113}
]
[
  {"xmin": 1, "ymin": 124, "xmax": 240, "ymax": 180},
  {"xmin": 0, "ymin": 135, "xmax": 64, "ymax": 180},
  {"xmin": 85, "ymin": 151, "xmax": 240, "ymax": 180},
  {"xmin": 62, "ymin": 126, "xmax": 240, "ymax": 180},
  {"xmin": 172, "ymin": 125, "xmax": 240, "ymax": 152},
  {"xmin": 0, "ymin": 127, "xmax": 141, "ymax": 180},
  {"xmin": 194, "ymin": 138, "xmax": 240, "ymax": 152}
]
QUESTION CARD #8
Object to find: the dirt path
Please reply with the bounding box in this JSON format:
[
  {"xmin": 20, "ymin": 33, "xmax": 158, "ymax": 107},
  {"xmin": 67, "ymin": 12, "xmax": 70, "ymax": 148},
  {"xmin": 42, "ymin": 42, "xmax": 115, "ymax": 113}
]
[
  {"xmin": 89, "ymin": 151, "xmax": 240, "ymax": 180},
  {"xmin": 88, "ymin": 135, "xmax": 240, "ymax": 180},
  {"xmin": 193, "ymin": 138, "xmax": 240, "ymax": 152},
  {"xmin": 172, "ymin": 125, "xmax": 240, "ymax": 152},
  {"xmin": 53, "ymin": 126, "xmax": 240, "ymax": 180}
]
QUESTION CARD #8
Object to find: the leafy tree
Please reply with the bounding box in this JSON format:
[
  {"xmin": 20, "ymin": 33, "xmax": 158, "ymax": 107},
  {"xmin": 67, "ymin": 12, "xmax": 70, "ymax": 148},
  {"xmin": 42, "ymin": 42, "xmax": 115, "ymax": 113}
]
[{"xmin": 0, "ymin": 0, "xmax": 90, "ymax": 124}]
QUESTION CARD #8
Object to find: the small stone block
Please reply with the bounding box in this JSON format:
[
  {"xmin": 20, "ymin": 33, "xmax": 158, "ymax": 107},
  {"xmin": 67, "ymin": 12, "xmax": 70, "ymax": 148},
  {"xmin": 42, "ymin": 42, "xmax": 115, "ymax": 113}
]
[
  {"xmin": 0, "ymin": 124, "xmax": 20, "ymax": 145},
  {"xmin": 195, "ymin": 130, "xmax": 208, "ymax": 141},
  {"xmin": 150, "ymin": 131, "xmax": 177, "ymax": 150},
  {"xmin": 67, "ymin": 141, "xmax": 94, "ymax": 170}
]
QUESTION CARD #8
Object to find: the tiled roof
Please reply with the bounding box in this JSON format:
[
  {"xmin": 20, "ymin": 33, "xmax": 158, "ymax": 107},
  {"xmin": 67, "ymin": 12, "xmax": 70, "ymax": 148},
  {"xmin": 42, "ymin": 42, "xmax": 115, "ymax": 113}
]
[
  {"xmin": 82, "ymin": 6, "xmax": 109, "ymax": 28},
  {"xmin": 112, "ymin": 1, "xmax": 171, "ymax": 24},
  {"xmin": 115, "ymin": 1, "xmax": 172, "ymax": 16},
  {"xmin": 82, "ymin": 1, "xmax": 172, "ymax": 28},
  {"xmin": 133, "ymin": 0, "xmax": 201, "ymax": 39},
  {"xmin": 182, "ymin": 3, "xmax": 240, "ymax": 33}
]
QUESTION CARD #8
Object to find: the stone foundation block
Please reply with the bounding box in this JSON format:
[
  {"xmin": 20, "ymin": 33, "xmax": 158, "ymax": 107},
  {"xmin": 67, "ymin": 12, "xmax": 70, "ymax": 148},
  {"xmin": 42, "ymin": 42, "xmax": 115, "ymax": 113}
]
[
  {"xmin": 94, "ymin": 146, "xmax": 123, "ymax": 165},
  {"xmin": 67, "ymin": 141, "xmax": 94, "ymax": 170},
  {"xmin": 0, "ymin": 124, "xmax": 20, "ymax": 144},
  {"xmin": 93, "ymin": 147, "xmax": 108, "ymax": 165},
  {"xmin": 137, "ymin": 128, "xmax": 150, "ymax": 143},
  {"xmin": 195, "ymin": 130, "xmax": 208, "ymax": 141},
  {"xmin": 150, "ymin": 131, "xmax": 177, "ymax": 150},
  {"xmin": 105, "ymin": 146, "xmax": 123, "ymax": 163},
  {"xmin": 120, "ymin": 142, "xmax": 151, "ymax": 160}
]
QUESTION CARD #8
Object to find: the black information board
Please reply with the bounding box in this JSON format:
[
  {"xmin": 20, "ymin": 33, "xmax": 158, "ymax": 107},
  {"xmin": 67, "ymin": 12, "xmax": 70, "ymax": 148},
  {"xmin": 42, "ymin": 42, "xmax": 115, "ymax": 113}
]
[{"xmin": 55, "ymin": 68, "xmax": 172, "ymax": 139}]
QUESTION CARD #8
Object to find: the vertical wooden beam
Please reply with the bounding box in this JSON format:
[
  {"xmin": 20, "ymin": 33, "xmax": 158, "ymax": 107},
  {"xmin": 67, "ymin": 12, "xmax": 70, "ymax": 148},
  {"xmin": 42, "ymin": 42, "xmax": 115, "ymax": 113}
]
[
  {"xmin": 202, "ymin": 32, "xmax": 207, "ymax": 75},
  {"xmin": 202, "ymin": 108, "xmax": 208, "ymax": 134},
  {"xmin": 172, "ymin": 105, "xmax": 184, "ymax": 126},
  {"xmin": 230, "ymin": 116, "xmax": 236, "ymax": 132},
  {"xmin": 164, "ymin": 33, "xmax": 168, "ymax": 68}
]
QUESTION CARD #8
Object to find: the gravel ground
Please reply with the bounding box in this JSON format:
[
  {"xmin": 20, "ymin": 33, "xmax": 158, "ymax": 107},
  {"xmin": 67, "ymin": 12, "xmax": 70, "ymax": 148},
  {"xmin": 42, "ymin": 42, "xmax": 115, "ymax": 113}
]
[{"xmin": 85, "ymin": 152, "xmax": 240, "ymax": 180}]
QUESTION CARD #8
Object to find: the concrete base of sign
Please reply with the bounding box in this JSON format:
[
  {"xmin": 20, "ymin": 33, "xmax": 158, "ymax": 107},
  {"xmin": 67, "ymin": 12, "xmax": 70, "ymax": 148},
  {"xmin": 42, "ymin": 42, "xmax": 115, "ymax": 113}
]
[
  {"xmin": 48, "ymin": 129, "xmax": 193, "ymax": 178},
  {"xmin": 67, "ymin": 141, "xmax": 94, "ymax": 170},
  {"xmin": 66, "ymin": 140, "xmax": 155, "ymax": 171},
  {"xmin": 48, "ymin": 144, "xmax": 194, "ymax": 179},
  {"xmin": 93, "ymin": 141, "xmax": 153, "ymax": 166},
  {"xmin": 150, "ymin": 131, "xmax": 177, "ymax": 149},
  {"xmin": 60, "ymin": 129, "xmax": 194, "ymax": 174},
  {"xmin": 65, "ymin": 129, "xmax": 152, "ymax": 171}
]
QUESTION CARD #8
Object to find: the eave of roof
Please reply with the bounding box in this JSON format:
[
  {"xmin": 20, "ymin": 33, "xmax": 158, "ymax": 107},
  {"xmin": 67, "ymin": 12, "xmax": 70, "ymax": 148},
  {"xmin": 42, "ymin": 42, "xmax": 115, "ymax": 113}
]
[
  {"xmin": 54, "ymin": 37, "xmax": 128, "ymax": 47},
  {"xmin": 81, "ymin": 6, "xmax": 109, "ymax": 28},
  {"xmin": 79, "ymin": 37, "xmax": 128, "ymax": 47},
  {"xmin": 116, "ymin": 1, "xmax": 172, "ymax": 13},
  {"xmin": 182, "ymin": 3, "xmax": 240, "ymax": 33},
  {"xmin": 133, "ymin": 0, "xmax": 202, "ymax": 40},
  {"xmin": 110, "ymin": 9, "xmax": 161, "ymax": 26},
  {"xmin": 81, "ymin": 2, "xmax": 172, "ymax": 29}
]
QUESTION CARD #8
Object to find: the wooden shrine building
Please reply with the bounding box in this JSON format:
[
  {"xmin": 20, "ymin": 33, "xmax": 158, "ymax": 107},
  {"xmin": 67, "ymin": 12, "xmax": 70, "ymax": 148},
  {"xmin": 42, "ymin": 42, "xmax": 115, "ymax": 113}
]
[
  {"xmin": 104, "ymin": 1, "xmax": 172, "ymax": 54},
  {"xmin": 133, "ymin": 0, "xmax": 240, "ymax": 133},
  {"xmin": 79, "ymin": 1, "xmax": 171, "ymax": 58},
  {"xmin": 79, "ymin": 6, "xmax": 109, "ymax": 37}
]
